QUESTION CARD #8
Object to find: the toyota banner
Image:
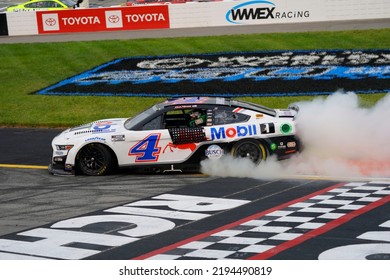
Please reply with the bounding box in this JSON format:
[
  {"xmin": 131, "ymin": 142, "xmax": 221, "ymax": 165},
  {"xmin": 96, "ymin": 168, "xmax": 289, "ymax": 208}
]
[{"xmin": 36, "ymin": 6, "xmax": 170, "ymax": 34}]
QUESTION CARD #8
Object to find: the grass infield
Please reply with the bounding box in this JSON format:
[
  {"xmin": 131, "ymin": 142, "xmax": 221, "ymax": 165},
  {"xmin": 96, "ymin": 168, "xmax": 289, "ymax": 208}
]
[{"xmin": 0, "ymin": 29, "xmax": 389, "ymax": 128}]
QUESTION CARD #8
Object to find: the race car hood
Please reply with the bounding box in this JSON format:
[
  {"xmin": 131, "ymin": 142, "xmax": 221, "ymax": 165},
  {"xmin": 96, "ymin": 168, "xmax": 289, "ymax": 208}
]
[{"xmin": 61, "ymin": 118, "xmax": 127, "ymax": 139}]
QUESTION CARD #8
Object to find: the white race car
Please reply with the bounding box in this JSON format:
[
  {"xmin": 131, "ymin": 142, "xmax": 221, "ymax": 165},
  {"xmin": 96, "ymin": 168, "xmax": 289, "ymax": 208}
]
[{"xmin": 49, "ymin": 97, "xmax": 300, "ymax": 175}]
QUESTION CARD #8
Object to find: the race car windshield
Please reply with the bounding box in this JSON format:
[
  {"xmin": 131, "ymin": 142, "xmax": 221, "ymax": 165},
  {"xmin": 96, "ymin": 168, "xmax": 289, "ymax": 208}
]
[{"xmin": 124, "ymin": 105, "xmax": 158, "ymax": 130}]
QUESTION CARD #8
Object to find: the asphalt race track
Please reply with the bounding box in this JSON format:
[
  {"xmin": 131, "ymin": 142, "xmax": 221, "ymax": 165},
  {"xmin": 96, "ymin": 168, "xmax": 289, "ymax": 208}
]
[{"xmin": 0, "ymin": 128, "xmax": 389, "ymax": 260}]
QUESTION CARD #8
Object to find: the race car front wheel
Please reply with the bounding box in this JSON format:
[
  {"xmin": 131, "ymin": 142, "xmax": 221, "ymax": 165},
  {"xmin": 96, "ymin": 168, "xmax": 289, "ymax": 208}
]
[
  {"xmin": 76, "ymin": 144, "xmax": 114, "ymax": 176},
  {"xmin": 231, "ymin": 139, "xmax": 267, "ymax": 164}
]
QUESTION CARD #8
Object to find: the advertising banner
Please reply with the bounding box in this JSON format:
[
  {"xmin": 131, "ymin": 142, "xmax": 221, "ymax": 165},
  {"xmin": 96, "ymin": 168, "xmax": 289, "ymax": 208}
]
[
  {"xmin": 168, "ymin": 0, "xmax": 390, "ymax": 28},
  {"xmin": 36, "ymin": 6, "xmax": 170, "ymax": 34},
  {"xmin": 36, "ymin": 50, "xmax": 390, "ymax": 97}
]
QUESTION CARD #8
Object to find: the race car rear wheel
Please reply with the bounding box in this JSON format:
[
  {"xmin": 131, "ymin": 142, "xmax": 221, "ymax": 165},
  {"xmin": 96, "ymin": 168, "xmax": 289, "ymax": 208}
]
[
  {"xmin": 76, "ymin": 144, "xmax": 114, "ymax": 176},
  {"xmin": 231, "ymin": 139, "xmax": 267, "ymax": 164}
]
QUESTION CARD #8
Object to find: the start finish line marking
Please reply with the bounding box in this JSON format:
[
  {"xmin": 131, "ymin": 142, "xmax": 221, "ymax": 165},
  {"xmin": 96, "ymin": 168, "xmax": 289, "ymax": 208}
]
[
  {"xmin": 135, "ymin": 181, "xmax": 390, "ymax": 260},
  {"xmin": 0, "ymin": 194, "xmax": 251, "ymax": 260}
]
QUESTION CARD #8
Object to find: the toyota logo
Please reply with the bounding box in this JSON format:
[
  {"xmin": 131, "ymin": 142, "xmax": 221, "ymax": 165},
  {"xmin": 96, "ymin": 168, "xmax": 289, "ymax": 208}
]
[
  {"xmin": 45, "ymin": 17, "xmax": 57, "ymax": 26},
  {"xmin": 108, "ymin": 15, "xmax": 120, "ymax": 24}
]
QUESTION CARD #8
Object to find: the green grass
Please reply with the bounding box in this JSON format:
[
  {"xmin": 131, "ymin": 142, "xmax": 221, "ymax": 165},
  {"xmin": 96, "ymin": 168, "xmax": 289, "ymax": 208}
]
[{"xmin": 0, "ymin": 29, "xmax": 389, "ymax": 128}]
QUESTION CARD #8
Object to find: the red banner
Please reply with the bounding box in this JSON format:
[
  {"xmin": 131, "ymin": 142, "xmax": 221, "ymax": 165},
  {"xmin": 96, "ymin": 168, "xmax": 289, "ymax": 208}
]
[{"xmin": 37, "ymin": 6, "xmax": 170, "ymax": 34}]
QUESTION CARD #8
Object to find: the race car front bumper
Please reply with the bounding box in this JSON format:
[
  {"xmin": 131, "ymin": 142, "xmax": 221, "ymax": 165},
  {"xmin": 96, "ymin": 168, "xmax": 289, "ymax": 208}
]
[
  {"xmin": 48, "ymin": 155, "xmax": 75, "ymax": 176},
  {"xmin": 48, "ymin": 163, "xmax": 75, "ymax": 176}
]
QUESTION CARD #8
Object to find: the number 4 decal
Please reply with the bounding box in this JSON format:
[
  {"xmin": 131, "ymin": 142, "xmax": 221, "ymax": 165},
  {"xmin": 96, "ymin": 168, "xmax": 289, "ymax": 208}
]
[{"xmin": 129, "ymin": 133, "xmax": 161, "ymax": 162}]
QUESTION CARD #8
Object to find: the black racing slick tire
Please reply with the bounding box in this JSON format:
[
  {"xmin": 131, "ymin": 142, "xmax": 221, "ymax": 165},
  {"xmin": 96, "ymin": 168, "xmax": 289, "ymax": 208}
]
[
  {"xmin": 231, "ymin": 139, "xmax": 267, "ymax": 164},
  {"xmin": 76, "ymin": 144, "xmax": 114, "ymax": 176}
]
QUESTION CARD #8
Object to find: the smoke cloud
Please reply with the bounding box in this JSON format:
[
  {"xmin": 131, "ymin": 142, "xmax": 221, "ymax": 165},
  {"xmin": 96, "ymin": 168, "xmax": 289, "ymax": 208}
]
[{"xmin": 201, "ymin": 92, "xmax": 390, "ymax": 179}]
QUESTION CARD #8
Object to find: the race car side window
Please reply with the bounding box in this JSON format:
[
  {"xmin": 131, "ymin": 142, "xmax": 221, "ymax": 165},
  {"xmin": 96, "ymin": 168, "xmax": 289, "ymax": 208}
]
[
  {"xmin": 26, "ymin": 3, "xmax": 39, "ymax": 8},
  {"xmin": 163, "ymin": 110, "xmax": 189, "ymax": 128},
  {"xmin": 214, "ymin": 109, "xmax": 249, "ymax": 125},
  {"xmin": 47, "ymin": 1, "xmax": 61, "ymax": 7},
  {"xmin": 142, "ymin": 115, "xmax": 162, "ymax": 130}
]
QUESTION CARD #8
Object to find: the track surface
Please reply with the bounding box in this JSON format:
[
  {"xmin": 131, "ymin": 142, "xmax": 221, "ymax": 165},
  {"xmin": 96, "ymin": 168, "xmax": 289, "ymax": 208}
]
[{"xmin": 0, "ymin": 128, "xmax": 389, "ymax": 260}]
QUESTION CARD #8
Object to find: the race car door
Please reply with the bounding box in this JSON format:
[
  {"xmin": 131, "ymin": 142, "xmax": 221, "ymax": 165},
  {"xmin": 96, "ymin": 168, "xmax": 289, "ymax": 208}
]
[{"xmin": 126, "ymin": 109, "xmax": 207, "ymax": 164}]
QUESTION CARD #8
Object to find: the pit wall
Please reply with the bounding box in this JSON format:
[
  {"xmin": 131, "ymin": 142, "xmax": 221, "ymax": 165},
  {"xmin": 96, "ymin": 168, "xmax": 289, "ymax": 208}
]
[{"xmin": 1, "ymin": 0, "xmax": 389, "ymax": 37}]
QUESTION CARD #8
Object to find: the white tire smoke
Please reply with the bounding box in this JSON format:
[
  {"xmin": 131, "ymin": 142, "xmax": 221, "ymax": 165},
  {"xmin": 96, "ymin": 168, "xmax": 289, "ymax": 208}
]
[{"xmin": 201, "ymin": 92, "xmax": 390, "ymax": 179}]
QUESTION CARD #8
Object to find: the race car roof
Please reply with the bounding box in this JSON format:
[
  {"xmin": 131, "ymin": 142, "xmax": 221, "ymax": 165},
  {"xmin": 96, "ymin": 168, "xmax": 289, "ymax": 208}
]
[{"xmin": 160, "ymin": 97, "xmax": 277, "ymax": 116}]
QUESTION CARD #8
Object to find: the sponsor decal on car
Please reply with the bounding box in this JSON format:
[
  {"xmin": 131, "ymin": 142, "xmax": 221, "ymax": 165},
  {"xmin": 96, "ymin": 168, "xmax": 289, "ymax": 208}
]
[
  {"xmin": 260, "ymin": 123, "xmax": 275, "ymax": 134},
  {"xmin": 163, "ymin": 142, "xmax": 197, "ymax": 153},
  {"xmin": 205, "ymin": 145, "xmax": 224, "ymax": 159},
  {"xmin": 210, "ymin": 124, "xmax": 258, "ymax": 140},
  {"xmin": 85, "ymin": 137, "xmax": 106, "ymax": 142},
  {"xmin": 111, "ymin": 135, "xmax": 125, "ymax": 142},
  {"xmin": 35, "ymin": 50, "xmax": 390, "ymax": 97},
  {"xmin": 92, "ymin": 121, "xmax": 118, "ymax": 133},
  {"xmin": 280, "ymin": 123, "xmax": 293, "ymax": 134},
  {"xmin": 287, "ymin": 141, "xmax": 296, "ymax": 148}
]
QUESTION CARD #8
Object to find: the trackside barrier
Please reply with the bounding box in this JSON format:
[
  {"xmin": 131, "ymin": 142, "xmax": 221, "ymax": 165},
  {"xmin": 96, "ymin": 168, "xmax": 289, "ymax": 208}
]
[
  {"xmin": 6, "ymin": 11, "xmax": 37, "ymax": 36},
  {"xmin": 1, "ymin": 0, "xmax": 390, "ymax": 36}
]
